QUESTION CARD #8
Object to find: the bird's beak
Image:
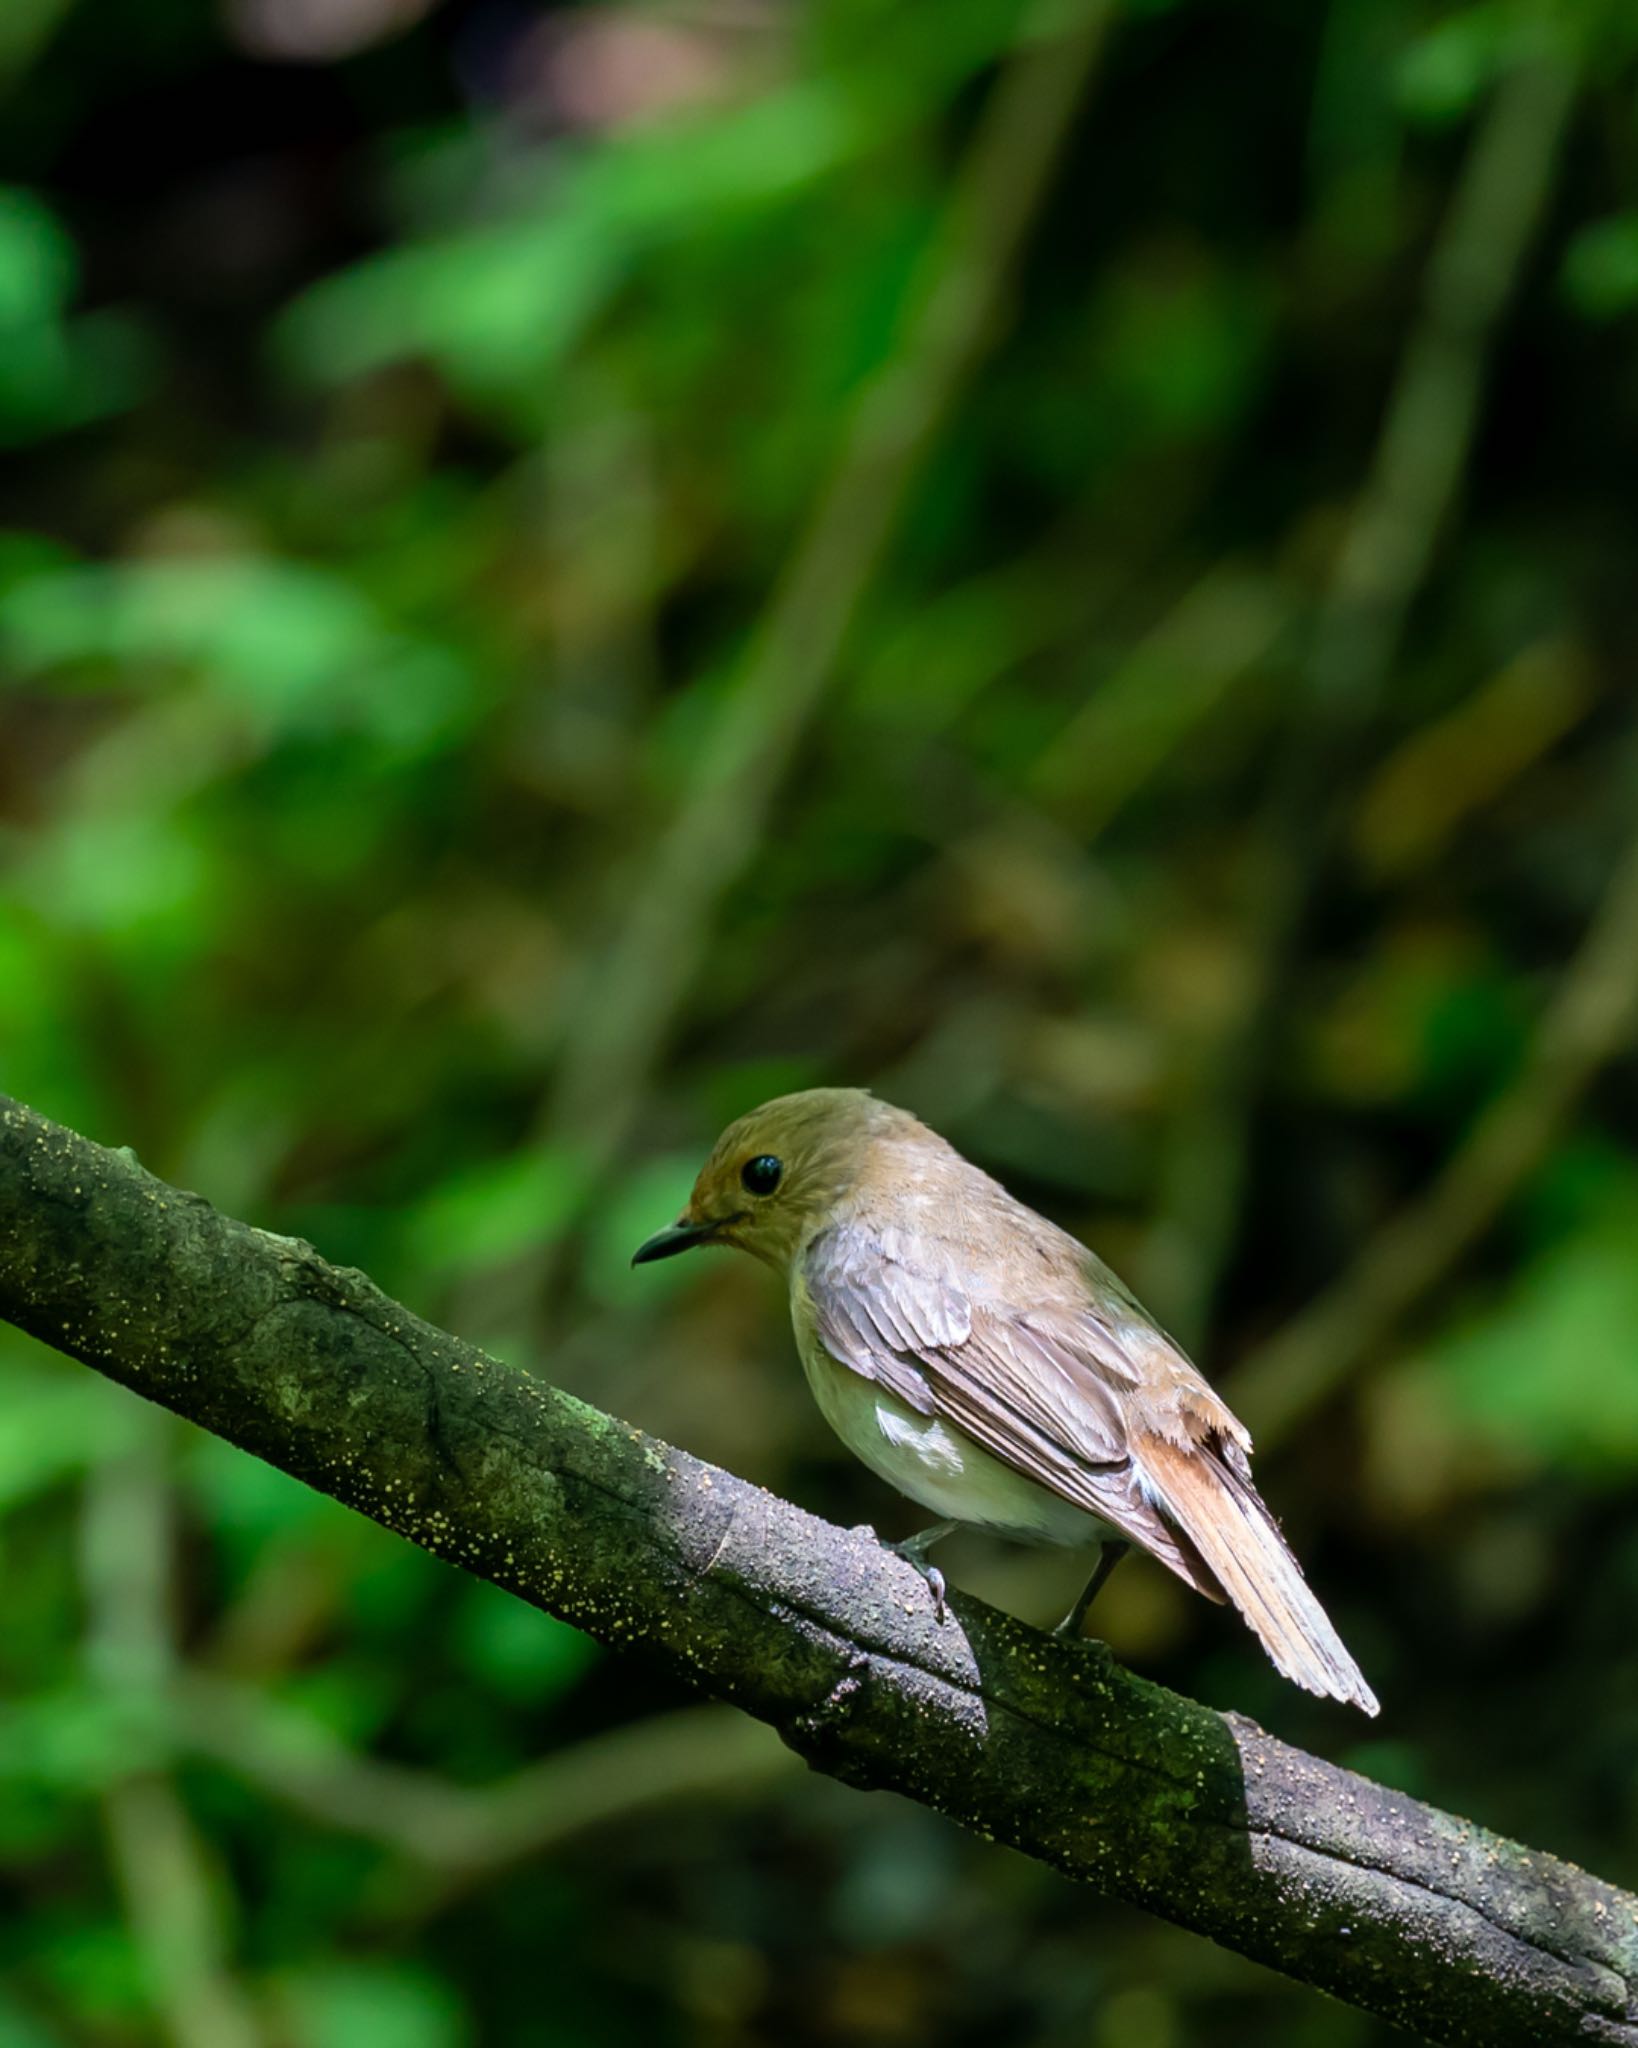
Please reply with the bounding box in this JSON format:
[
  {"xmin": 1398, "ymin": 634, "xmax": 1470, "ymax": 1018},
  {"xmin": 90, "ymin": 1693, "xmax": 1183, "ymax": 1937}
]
[{"xmin": 630, "ymin": 1216, "xmax": 737, "ymax": 1266}]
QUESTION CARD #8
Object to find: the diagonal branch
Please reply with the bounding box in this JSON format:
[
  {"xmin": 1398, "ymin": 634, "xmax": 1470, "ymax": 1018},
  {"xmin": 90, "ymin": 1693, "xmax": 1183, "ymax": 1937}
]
[{"xmin": 1, "ymin": 1093, "xmax": 1636, "ymax": 2048}]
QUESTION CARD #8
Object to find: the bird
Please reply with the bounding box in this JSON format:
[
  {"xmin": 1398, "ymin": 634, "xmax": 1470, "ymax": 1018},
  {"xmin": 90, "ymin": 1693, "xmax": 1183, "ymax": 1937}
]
[{"xmin": 632, "ymin": 1087, "xmax": 1378, "ymax": 1715}]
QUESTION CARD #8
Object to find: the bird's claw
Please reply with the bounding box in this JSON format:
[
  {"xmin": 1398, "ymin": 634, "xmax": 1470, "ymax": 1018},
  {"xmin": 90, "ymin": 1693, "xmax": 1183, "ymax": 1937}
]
[
  {"xmin": 894, "ymin": 1553, "xmax": 948, "ymax": 1624},
  {"xmin": 881, "ymin": 1529, "xmax": 953, "ymax": 1625}
]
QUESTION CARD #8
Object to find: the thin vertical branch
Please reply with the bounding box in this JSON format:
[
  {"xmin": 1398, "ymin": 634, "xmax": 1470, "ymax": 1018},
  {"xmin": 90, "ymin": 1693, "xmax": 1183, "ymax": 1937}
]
[
  {"xmin": 1145, "ymin": 49, "xmax": 1579, "ymax": 1348},
  {"xmin": 82, "ymin": 1420, "xmax": 264, "ymax": 2048},
  {"xmin": 1229, "ymin": 808, "xmax": 1638, "ymax": 1449}
]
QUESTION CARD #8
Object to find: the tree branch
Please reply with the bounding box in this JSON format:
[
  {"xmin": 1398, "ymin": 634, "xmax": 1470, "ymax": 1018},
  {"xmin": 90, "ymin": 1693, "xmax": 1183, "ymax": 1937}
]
[{"xmin": 2, "ymin": 1095, "xmax": 1635, "ymax": 2048}]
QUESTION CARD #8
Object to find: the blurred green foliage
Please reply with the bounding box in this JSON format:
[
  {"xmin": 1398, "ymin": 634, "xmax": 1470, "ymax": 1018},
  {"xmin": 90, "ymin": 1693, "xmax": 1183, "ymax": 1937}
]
[{"xmin": 3, "ymin": 0, "xmax": 1638, "ymax": 2044}]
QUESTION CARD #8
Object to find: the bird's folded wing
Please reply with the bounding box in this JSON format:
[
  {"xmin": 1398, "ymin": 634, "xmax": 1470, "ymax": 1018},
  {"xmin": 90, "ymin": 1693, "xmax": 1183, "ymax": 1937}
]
[{"xmin": 802, "ymin": 1226, "xmax": 1221, "ymax": 1594}]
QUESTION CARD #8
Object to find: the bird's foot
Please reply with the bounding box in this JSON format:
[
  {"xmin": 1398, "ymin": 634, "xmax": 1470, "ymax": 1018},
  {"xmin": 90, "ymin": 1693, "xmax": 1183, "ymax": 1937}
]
[
  {"xmin": 1054, "ymin": 1540, "xmax": 1130, "ymax": 1637},
  {"xmin": 876, "ymin": 1521, "xmax": 957, "ymax": 1625}
]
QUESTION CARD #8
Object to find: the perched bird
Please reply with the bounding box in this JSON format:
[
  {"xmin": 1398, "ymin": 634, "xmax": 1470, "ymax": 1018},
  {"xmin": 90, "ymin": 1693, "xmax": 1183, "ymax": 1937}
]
[{"xmin": 633, "ymin": 1088, "xmax": 1378, "ymax": 1714}]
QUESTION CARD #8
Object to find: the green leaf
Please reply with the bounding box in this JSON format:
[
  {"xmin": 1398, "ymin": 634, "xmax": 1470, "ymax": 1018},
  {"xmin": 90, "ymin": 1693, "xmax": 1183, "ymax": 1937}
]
[
  {"xmin": 583, "ymin": 1151, "xmax": 710, "ymax": 1309},
  {"xmin": 270, "ymin": 1964, "xmax": 469, "ymax": 2048},
  {"xmin": 1394, "ymin": 6, "xmax": 1509, "ymax": 126},
  {"xmin": 453, "ymin": 1581, "xmax": 599, "ymax": 1703},
  {"xmin": 1420, "ymin": 1187, "xmax": 1638, "ymax": 1474},
  {"xmin": 0, "ymin": 1988, "xmax": 64, "ymax": 2048},
  {"xmin": 0, "ymin": 1369, "xmax": 143, "ymax": 1512},
  {"xmin": 0, "ymin": 556, "xmax": 472, "ymax": 748},
  {"xmin": 0, "ymin": 188, "xmax": 74, "ymax": 327},
  {"xmin": 1562, "ymin": 212, "xmax": 1638, "ymax": 320},
  {"xmin": 0, "ymin": 192, "xmax": 153, "ymax": 442},
  {"xmin": 403, "ymin": 1144, "xmax": 589, "ymax": 1280}
]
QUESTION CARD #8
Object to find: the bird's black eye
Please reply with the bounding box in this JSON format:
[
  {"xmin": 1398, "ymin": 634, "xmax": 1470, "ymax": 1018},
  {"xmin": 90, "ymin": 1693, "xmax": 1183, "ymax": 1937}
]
[{"xmin": 740, "ymin": 1154, "xmax": 783, "ymax": 1197}]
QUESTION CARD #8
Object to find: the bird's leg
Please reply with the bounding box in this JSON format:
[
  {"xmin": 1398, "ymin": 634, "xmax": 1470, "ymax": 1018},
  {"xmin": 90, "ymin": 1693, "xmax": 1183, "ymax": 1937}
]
[
  {"xmin": 880, "ymin": 1520, "xmax": 958, "ymax": 1624},
  {"xmin": 1055, "ymin": 1540, "xmax": 1130, "ymax": 1637}
]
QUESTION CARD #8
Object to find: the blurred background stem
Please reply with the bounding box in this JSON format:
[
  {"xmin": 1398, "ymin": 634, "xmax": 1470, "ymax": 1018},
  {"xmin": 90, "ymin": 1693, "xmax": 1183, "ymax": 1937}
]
[
  {"xmin": 171, "ymin": 1678, "xmax": 798, "ymax": 1925},
  {"xmin": 1232, "ymin": 798, "xmax": 1638, "ymax": 1450},
  {"xmin": 1143, "ymin": 45, "xmax": 1580, "ymax": 1351},
  {"xmin": 541, "ymin": 0, "xmax": 1115, "ymax": 1179},
  {"xmin": 81, "ymin": 1420, "xmax": 264, "ymax": 2048}
]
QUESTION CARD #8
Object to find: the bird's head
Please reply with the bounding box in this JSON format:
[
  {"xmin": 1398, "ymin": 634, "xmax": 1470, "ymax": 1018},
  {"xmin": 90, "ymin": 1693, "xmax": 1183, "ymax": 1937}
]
[{"xmin": 631, "ymin": 1087, "xmax": 910, "ymax": 1274}]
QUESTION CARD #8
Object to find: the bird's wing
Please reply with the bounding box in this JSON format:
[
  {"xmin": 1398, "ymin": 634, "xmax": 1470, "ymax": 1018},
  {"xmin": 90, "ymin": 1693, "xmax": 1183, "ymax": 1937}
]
[
  {"xmin": 803, "ymin": 1224, "xmax": 1381, "ymax": 1713},
  {"xmin": 802, "ymin": 1225, "xmax": 1220, "ymax": 1593}
]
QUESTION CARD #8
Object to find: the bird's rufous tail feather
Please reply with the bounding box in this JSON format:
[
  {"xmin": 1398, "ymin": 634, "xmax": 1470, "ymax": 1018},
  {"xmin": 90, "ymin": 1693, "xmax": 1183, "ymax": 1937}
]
[{"xmin": 1136, "ymin": 1435, "xmax": 1379, "ymax": 1717}]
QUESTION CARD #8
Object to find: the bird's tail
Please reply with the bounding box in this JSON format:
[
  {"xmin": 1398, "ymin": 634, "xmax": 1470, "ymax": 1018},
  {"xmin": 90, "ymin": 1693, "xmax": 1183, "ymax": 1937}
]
[{"xmin": 1136, "ymin": 1434, "xmax": 1379, "ymax": 1716}]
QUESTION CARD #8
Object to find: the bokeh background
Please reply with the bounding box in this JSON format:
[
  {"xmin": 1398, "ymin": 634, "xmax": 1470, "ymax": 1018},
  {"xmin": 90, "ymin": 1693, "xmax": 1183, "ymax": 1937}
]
[{"xmin": 3, "ymin": 0, "xmax": 1638, "ymax": 2042}]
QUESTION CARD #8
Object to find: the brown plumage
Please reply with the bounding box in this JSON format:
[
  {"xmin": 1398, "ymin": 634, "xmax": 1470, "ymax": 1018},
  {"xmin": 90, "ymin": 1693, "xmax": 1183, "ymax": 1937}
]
[{"xmin": 633, "ymin": 1087, "xmax": 1378, "ymax": 1715}]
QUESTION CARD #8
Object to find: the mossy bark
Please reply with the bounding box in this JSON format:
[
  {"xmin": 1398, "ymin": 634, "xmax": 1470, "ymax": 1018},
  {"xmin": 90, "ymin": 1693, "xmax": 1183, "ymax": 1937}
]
[{"xmin": 1, "ymin": 1094, "xmax": 1634, "ymax": 2047}]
